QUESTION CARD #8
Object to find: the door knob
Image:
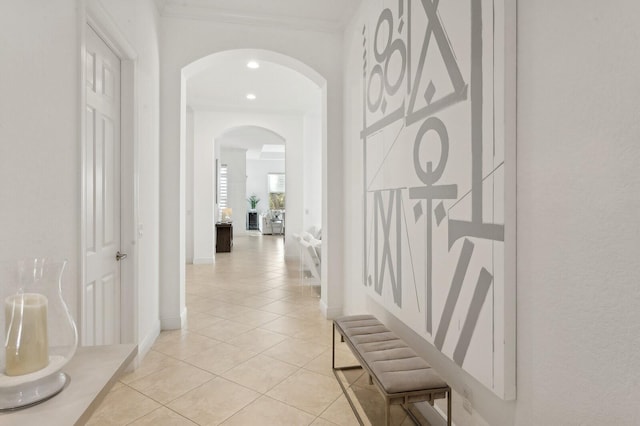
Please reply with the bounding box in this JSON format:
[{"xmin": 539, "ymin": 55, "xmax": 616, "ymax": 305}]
[{"xmin": 116, "ymin": 251, "xmax": 128, "ymax": 261}]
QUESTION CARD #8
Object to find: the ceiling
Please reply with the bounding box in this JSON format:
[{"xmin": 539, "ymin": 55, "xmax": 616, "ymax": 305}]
[
  {"xmin": 186, "ymin": 53, "xmax": 321, "ymax": 113},
  {"xmin": 155, "ymin": 0, "xmax": 362, "ymax": 32},
  {"xmin": 186, "ymin": 53, "xmax": 320, "ymax": 160}
]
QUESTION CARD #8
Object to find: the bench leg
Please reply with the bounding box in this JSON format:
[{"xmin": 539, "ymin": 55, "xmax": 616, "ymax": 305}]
[
  {"xmin": 447, "ymin": 388, "xmax": 452, "ymax": 426},
  {"xmin": 332, "ymin": 324, "xmax": 335, "ymax": 369},
  {"xmin": 385, "ymin": 399, "xmax": 390, "ymax": 426},
  {"xmin": 368, "ymin": 374, "xmax": 373, "ymax": 386}
]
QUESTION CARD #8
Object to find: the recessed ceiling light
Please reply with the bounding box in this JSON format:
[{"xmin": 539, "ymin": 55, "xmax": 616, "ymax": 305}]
[
  {"xmin": 246, "ymin": 93, "xmax": 256, "ymax": 100},
  {"xmin": 247, "ymin": 61, "xmax": 260, "ymax": 69}
]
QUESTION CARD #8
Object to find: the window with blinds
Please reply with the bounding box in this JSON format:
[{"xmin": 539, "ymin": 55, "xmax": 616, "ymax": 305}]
[{"xmin": 219, "ymin": 164, "xmax": 228, "ymax": 217}]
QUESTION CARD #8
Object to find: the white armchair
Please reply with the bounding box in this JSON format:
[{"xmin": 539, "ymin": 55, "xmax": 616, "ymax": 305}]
[
  {"xmin": 260, "ymin": 210, "xmax": 285, "ymax": 235},
  {"xmin": 295, "ymin": 230, "xmax": 321, "ymax": 284}
]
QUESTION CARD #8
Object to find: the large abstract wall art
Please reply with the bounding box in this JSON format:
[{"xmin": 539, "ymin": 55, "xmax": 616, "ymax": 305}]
[{"xmin": 361, "ymin": 0, "xmax": 516, "ymax": 399}]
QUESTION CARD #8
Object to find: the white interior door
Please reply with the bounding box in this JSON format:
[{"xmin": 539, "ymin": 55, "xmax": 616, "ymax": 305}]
[{"xmin": 84, "ymin": 25, "xmax": 122, "ymax": 346}]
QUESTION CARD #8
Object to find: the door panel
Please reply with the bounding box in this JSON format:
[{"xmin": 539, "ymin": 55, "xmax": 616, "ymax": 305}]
[{"xmin": 84, "ymin": 25, "xmax": 121, "ymax": 346}]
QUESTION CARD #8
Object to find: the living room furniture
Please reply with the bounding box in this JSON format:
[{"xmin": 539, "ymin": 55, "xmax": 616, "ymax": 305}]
[
  {"xmin": 259, "ymin": 211, "xmax": 285, "ymax": 235},
  {"xmin": 269, "ymin": 215, "xmax": 284, "ymax": 235},
  {"xmin": 216, "ymin": 222, "xmax": 233, "ymax": 252},
  {"xmin": 294, "ymin": 231, "xmax": 321, "ymax": 284}
]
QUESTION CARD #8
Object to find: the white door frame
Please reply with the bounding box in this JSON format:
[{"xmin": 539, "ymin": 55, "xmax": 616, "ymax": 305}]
[{"xmin": 80, "ymin": 1, "xmax": 138, "ymax": 345}]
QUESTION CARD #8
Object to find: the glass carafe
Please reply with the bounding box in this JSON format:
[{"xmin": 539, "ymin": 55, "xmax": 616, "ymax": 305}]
[{"xmin": 0, "ymin": 258, "xmax": 78, "ymax": 410}]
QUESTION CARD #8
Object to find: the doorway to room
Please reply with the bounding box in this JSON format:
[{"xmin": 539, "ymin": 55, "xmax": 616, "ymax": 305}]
[
  {"xmin": 81, "ymin": 13, "xmax": 137, "ymax": 347},
  {"xmin": 183, "ymin": 50, "xmax": 323, "ymax": 276},
  {"xmin": 214, "ymin": 126, "xmax": 288, "ymax": 241},
  {"xmin": 163, "ymin": 47, "xmax": 338, "ymax": 328}
]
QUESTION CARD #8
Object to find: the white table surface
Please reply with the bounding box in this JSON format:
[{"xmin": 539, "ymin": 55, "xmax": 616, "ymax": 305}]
[{"xmin": 0, "ymin": 344, "xmax": 137, "ymax": 426}]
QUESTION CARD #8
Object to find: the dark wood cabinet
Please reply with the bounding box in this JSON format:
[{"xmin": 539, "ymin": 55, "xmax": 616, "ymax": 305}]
[{"xmin": 216, "ymin": 222, "xmax": 233, "ymax": 252}]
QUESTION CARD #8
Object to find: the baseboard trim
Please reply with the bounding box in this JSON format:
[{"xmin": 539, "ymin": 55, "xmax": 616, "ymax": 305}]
[
  {"xmin": 160, "ymin": 307, "xmax": 187, "ymax": 330},
  {"xmin": 320, "ymin": 300, "xmax": 342, "ymax": 320},
  {"xmin": 413, "ymin": 400, "xmax": 454, "ymax": 426},
  {"xmin": 180, "ymin": 306, "xmax": 187, "ymax": 328},
  {"xmin": 124, "ymin": 320, "xmax": 160, "ymax": 372},
  {"xmin": 193, "ymin": 257, "xmax": 214, "ymax": 265},
  {"xmin": 140, "ymin": 320, "xmax": 161, "ymax": 354}
]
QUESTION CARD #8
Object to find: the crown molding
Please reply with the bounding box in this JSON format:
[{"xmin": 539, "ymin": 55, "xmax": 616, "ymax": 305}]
[{"xmin": 158, "ymin": 3, "xmax": 345, "ymax": 33}]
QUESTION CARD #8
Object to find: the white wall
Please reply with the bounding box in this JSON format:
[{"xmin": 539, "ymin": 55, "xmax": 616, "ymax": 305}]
[
  {"xmin": 0, "ymin": 0, "xmax": 161, "ymax": 355},
  {"xmin": 515, "ymin": 1, "xmax": 640, "ymax": 423},
  {"xmin": 0, "ymin": 0, "xmax": 80, "ymax": 315},
  {"xmin": 246, "ymin": 158, "xmax": 286, "ymax": 217},
  {"xmin": 342, "ymin": 1, "xmax": 640, "ymax": 425},
  {"xmin": 302, "ymin": 110, "xmax": 322, "ymax": 231},
  {"xmin": 185, "ymin": 108, "xmax": 194, "ymax": 263},
  {"xmin": 191, "ymin": 113, "xmax": 215, "ymax": 263},
  {"xmin": 160, "ymin": 18, "xmax": 345, "ymax": 322}
]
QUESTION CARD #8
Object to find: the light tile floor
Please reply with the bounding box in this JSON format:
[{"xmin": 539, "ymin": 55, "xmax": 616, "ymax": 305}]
[{"xmin": 88, "ymin": 234, "xmax": 425, "ymax": 425}]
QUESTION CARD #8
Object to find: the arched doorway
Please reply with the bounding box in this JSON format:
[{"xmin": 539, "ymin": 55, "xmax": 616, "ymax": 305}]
[{"xmin": 159, "ymin": 48, "xmax": 341, "ymax": 331}]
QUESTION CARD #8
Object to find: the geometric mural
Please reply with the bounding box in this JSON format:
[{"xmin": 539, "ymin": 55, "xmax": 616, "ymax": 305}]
[{"xmin": 361, "ymin": 0, "xmax": 516, "ymax": 399}]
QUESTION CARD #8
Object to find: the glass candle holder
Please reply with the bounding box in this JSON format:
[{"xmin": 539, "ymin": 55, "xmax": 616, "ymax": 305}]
[{"xmin": 0, "ymin": 258, "xmax": 78, "ymax": 410}]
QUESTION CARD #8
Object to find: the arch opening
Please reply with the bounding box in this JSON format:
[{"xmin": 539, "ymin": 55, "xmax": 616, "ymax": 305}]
[{"xmin": 181, "ymin": 48, "xmax": 327, "ymax": 307}]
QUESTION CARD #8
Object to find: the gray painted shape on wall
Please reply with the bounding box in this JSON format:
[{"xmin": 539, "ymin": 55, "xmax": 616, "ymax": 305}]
[
  {"xmin": 384, "ymin": 38, "xmax": 407, "ymax": 96},
  {"xmin": 434, "ymin": 201, "xmax": 446, "ymax": 225},
  {"xmin": 406, "ymin": 0, "xmax": 412, "ymax": 96},
  {"xmin": 448, "ymin": 219, "xmax": 505, "ymax": 249},
  {"xmin": 369, "ymin": 7, "xmax": 407, "ymax": 110},
  {"xmin": 413, "ymin": 201, "xmax": 423, "ymax": 221},
  {"xmin": 406, "ymin": 0, "xmax": 468, "ymax": 126},
  {"xmin": 424, "ymin": 81, "xmax": 436, "ymax": 104},
  {"xmin": 434, "ymin": 238, "xmax": 475, "ymax": 350},
  {"xmin": 373, "ymin": 190, "xmax": 402, "ymax": 307},
  {"xmin": 470, "ymin": 0, "xmax": 484, "ymax": 224},
  {"xmin": 374, "ymin": 9, "xmax": 394, "ymax": 63},
  {"xmin": 367, "ymin": 64, "xmax": 385, "ymax": 112},
  {"xmin": 360, "ymin": 104, "xmax": 405, "ymax": 138},
  {"xmin": 453, "ymin": 267, "xmax": 493, "ymax": 366},
  {"xmin": 406, "ymin": 89, "xmax": 468, "ymax": 127},
  {"xmin": 408, "ymin": 116, "xmax": 458, "ymax": 333},
  {"xmin": 409, "ymin": 185, "xmax": 458, "ymax": 201},
  {"xmin": 394, "ymin": 188, "xmax": 402, "ymax": 307},
  {"xmin": 446, "ymin": 0, "xmax": 505, "ymax": 248},
  {"xmin": 401, "ymin": 195, "xmax": 421, "ymax": 312},
  {"xmin": 412, "ymin": 116, "xmax": 449, "ymax": 185}
]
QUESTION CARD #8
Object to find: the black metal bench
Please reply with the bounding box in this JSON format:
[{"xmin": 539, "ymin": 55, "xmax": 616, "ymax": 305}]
[{"xmin": 332, "ymin": 315, "xmax": 451, "ymax": 425}]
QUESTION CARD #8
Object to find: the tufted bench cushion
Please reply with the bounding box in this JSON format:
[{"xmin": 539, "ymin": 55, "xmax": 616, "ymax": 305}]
[{"xmin": 333, "ymin": 315, "xmax": 451, "ymax": 425}]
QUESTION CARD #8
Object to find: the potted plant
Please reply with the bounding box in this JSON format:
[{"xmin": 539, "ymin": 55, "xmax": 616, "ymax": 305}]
[{"xmin": 247, "ymin": 194, "xmax": 260, "ymax": 211}]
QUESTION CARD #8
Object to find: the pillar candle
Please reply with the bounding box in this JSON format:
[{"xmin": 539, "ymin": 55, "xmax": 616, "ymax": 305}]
[{"xmin": 4, "ymin": 293, "xmax": 49, "ymax": 376}]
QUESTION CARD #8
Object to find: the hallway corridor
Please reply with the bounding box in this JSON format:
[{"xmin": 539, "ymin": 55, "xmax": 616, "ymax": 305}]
[{"xmin": 87, "ymin": 234, "xmax": 420, "ymax": 425}]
